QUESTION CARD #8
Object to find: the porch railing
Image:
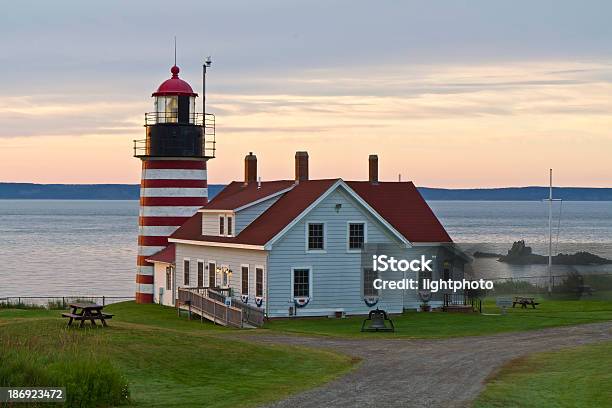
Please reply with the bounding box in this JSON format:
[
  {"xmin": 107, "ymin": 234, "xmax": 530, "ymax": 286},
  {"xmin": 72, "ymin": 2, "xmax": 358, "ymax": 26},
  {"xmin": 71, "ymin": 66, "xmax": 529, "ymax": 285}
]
[
  {"xmin": 231, "ymin": 297, "xmax": 265, "ymax": 327},
  {"xmin": 177, "ymin": 288, "xmax": 242, "ymax": 328},
  {"xmin": 443, "ymin": 293, "xmax": 482, "ymax": 313}
]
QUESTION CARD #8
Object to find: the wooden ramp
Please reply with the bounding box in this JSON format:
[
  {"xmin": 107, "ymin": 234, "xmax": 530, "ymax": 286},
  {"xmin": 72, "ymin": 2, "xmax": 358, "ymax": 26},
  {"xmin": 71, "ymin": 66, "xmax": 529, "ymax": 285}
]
[{"xmin": 177, "ymin": 288, "xmax": 264, "ymax": 328}]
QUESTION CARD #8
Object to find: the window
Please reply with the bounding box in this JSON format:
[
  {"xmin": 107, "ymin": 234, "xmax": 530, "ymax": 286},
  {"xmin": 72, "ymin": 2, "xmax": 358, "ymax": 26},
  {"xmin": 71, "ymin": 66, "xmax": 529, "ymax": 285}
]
[
  {"xmin": 221, "ymin": 266, "xmax": 229, "ymax": 287},
  {"xmin": 219, "ymin": 216, "xmax": 225, "ymax": 235},
  {"xmin": 165, "ymin": 266, "xmax": 172, "ymax": 291},
  {"xmin": 307, "ymin": 223, "xmax": 325, "ymax": 250},
  {"xmin": 292, "ymin": 268, "xmax": 311, "ymax": 298},
  {"xmin": 363, "ymin": 268, "xmax": 378, "ymax": 297},
  {"xmin": 241, "ymin": 265, "xmax": 249, "ymax": 295},
  {"xmin": 183, "ymin": 260, "xmax": 190, "ymax": 286},
  {"xmin": 197, "ymin": 262, "xmax": 204, "ymax": 287},
  {"xmin": 255, "ymin": 267, "xmax": 264, "ymax": 297},
  {"xmin": 218, "ymin": 215, "xmax": 233, "ymax": 236},
  {"xmin": 419, "ymin": 268, "xmax": 432, "ymax": 288},
  {"xmin": 443, "ymin": 261, "xmax": 451, "ymax": 281},
  {"xmin": 208, "ymin": 262, "xmax": 216, "ymax": 287},
  {"xmin": 227, "ymin": 216, "xmax": 233, "ymax": 236},
  {"xmin": 154, "ymin": 95, "xmax": 178, "ymax": 123},
  {"xmin": 348, "ymin": 222, "xmax": 365, "ymax": 250}
]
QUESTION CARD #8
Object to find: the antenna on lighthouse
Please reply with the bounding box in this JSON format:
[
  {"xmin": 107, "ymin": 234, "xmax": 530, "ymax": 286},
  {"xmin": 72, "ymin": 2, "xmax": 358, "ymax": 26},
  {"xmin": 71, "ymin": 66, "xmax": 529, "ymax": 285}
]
[
  {"xmin": 173, "ymin": 36, "xmax": 177, "ymax": 66},
  {"xmin": 203, "ymin": 56, "xmax": 212, "ymax": 116}
]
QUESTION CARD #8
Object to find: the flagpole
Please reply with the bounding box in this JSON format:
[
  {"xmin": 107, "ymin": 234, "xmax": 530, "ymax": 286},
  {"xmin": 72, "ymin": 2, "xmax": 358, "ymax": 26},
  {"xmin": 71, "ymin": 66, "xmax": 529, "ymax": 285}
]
[{"xmin": 548, "ymin": 168, "xmax": 553, "ymax": 294}]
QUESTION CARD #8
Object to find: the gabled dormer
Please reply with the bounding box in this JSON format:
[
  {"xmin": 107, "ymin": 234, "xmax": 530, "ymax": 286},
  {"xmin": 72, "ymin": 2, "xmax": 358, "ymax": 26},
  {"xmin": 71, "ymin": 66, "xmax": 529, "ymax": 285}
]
[
  {"xmin": 198, "ymin": 153, "xmax": 294, "ymax": 237},
  {"xmin": 201, "ymin": 210, "xmax": 235, "ymax": 237}
]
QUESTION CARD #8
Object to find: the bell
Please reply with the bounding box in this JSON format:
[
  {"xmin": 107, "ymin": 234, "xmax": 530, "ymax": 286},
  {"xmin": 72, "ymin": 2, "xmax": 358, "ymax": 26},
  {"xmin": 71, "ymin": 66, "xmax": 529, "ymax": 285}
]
[
  {"xmin": 361, "ymin": 308, "xmax": 395, "ymax": 332},
  {"xmin": 370, "ymin": 313, "xmax": 387, "ymax": 330}
]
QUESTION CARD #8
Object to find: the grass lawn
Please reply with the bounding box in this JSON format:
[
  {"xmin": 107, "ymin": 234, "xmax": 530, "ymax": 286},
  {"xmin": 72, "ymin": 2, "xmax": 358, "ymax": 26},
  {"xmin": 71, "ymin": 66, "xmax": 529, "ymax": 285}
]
[
  {"xmin": 0, "ymin": 302, "xmax": 355, "ymax": 408},
  {"xmin": 263, "ymin": 298, "xmax": 612, "ymax": 338},
  {"xmin": 473, "ymin": 341, "xmax": 612, "ymax": 408}
]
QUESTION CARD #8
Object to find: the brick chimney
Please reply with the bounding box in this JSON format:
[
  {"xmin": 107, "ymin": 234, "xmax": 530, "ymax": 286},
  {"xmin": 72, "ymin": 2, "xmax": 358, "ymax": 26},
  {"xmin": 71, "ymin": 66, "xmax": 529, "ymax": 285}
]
[
  {"xmin": 369, "ymin": 154, "xmax": 378, "ymax": 184},
  {"xmin": 295, "ymin": 151, "xmax": 309, "ymax": 182},
  {"xmin": 244, "ymin": 152, "xmax": 257, "ymax": 185}
]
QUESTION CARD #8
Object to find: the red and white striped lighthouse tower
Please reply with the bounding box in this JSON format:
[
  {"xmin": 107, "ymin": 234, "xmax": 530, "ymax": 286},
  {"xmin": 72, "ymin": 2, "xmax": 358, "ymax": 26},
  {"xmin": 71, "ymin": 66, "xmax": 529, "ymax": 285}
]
[{"xmin": 133, "ymin": 62, "xmax": 215, "ymax": 303}]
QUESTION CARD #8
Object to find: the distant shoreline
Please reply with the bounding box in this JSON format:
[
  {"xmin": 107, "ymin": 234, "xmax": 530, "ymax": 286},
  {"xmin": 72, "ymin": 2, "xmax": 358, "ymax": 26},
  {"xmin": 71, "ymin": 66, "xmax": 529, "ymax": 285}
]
[{"xmin": 1, "ymin": 183, "xmax": 611, "ymax": 201}]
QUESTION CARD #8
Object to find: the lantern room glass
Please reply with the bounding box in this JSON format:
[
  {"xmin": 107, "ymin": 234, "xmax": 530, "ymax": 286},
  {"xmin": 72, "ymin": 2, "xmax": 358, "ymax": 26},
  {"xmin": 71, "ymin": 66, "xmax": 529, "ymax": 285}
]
[{"xmin": 154, "ymin": 96, "xmax": 196, "ymax": 124}]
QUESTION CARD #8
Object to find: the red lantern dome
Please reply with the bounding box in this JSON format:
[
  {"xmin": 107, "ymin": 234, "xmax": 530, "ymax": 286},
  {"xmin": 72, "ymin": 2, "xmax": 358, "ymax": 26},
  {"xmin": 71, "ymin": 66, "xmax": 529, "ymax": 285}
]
[{"xmin": 152, "ymin": 65, "xmax": 198, "ymax": 97}]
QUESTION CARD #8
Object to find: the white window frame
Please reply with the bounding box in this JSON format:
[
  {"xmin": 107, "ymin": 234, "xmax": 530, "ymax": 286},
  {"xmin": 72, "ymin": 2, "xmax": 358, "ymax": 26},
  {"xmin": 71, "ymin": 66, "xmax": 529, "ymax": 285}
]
[
  {"xmin": 183, "ymin": 258, "xmax": 191, "ymax": 287},
  {"xmin": 346, "ymin": 221, "xmax": 368, "ymax": 253},
  {"xmin": 165, "ymin": 266, "xmax": 172, "ymax": 291},
  {"xmin": 218, "ymin": 213, "xmax": 235, "ymax": 237},
  {"xmin": 240, "ymin": 263, "xmax": 250, "ymax": 296},
  {"xmin": 291, "ymin": 266, "xmax": 313, "ymax": 299},
  {"xmin": 255, "ymin": 265, "xmax": 265, "ymax": 298},
  {"xmin": 218, "ymin": 214, "xmax": 225, "ymax": 236},
  {"xmin": 196, "ymin": 259, "xmax": 205, "ymax": 287},
  {"xmin": 305, "ymin": 221, "xmax": 327, "ymax": 253},
  {"xmin": 207, "ymin": 260, "xmax": 217, "ymax": 288},
  {"xmin": 226, "ymin": 215, "xmax": 234, "ymax": 237},
  {"xmin": 362, "ymin": 267, "xmax": 379, "ymax": 297}
]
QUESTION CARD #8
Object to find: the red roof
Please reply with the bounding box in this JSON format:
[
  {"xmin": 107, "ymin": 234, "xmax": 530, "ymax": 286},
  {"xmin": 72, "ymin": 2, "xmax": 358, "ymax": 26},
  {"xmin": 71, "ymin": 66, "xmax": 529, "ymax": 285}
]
[
  {"xmin": 170, "ymin": 179, "xmax": 452, "ymax": 246},
  {"xmin": 171, "ymin": 179, "xmax": 337, "ymax": 246},
  {"xmin": 146, "ymin": 244, "xmax": 176, "ymax": 264},
  {"xmin": 346, "ymin": 181, "xmax": 452, "ymax": 243},
  {"xmin": 204, "ymin": 180, "xmax": 295, "ymax": 210},
  {"xmin": 152, "ymin": 66, "xmax": 198, "ymax": 97}
]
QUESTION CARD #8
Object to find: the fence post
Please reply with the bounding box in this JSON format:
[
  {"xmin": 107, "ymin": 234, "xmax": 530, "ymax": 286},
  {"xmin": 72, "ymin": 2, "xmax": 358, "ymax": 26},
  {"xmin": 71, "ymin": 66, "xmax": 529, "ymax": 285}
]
[
  {"xmin": 102, "ymin": 296, "xmax": 106, "ymax": 306},
  {"xmin": 62, "ymin": 297, "xmax": 65, "ymax": 309},
  {"xmin": 552, "ymin": 276, "xmax": 555, "ymax": 290}
]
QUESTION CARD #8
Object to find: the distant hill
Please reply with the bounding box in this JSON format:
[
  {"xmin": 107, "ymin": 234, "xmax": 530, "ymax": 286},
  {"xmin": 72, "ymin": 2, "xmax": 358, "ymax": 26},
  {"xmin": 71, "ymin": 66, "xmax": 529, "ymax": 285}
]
[
  {"xmin": 418, "ymin": 186, "xmax": 612, "ymax": 201},
  {"xmin": 0, "ymin": 183, "xmax": 611, "ymax": 201},
  {"xmin": 0, "ymin": 183, "xmax": 226, "ymax": 200}
]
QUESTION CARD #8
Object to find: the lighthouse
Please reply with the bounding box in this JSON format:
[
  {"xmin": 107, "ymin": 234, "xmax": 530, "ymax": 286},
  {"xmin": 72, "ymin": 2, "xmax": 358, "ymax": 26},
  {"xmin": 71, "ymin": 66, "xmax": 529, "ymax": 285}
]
[{"xmin": 133, "ymin": 62, "xmax": 215, "ymax": 303}]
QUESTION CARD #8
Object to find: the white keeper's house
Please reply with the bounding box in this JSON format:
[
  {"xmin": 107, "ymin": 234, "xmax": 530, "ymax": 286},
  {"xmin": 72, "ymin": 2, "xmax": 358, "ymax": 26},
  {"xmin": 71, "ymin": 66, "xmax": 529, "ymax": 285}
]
[{"xmin": 147, "ymin": 151, "xmax": 463, "ymax": 318}]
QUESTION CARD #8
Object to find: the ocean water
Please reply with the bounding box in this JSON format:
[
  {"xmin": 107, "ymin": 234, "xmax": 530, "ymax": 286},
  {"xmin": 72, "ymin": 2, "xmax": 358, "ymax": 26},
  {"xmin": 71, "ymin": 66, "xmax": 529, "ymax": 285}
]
[{"xmin": 0, "ymin": 200, "xmax": 611, "ymax": 297}]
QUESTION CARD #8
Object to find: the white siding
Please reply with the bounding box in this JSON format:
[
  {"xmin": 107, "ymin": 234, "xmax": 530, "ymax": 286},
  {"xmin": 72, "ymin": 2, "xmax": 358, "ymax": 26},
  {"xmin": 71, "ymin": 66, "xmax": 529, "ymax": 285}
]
[
  {"xmin": 267, "ymin": 186, "xmax": 407, "ymax": 317},
  {"xmin": 201, "ymin": 212, "xmax": 235, "ymax": 236},
  {"xmin": 174, "ymin": 243, "xmax": 268, "ymax": 309}
]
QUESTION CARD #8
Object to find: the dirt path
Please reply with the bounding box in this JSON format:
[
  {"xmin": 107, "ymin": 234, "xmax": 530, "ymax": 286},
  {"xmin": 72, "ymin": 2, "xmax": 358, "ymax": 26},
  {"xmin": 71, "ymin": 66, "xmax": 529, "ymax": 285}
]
[{"xmin": 244, "ymin": 322, "xmax": 612, "ymax": 408}]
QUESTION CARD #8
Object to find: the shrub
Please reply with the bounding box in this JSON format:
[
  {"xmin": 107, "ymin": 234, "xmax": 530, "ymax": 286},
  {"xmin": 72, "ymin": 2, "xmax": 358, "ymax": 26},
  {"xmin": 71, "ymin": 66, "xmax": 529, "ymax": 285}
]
[{"xmin": 0, "ymin": 348, "xmax": 130, "ymax": 407}]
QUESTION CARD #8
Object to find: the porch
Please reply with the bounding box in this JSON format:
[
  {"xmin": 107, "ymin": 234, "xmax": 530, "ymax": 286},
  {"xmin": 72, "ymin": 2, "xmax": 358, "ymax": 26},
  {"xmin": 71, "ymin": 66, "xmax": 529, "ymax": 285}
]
[
  {"xmin": 177, "ymin": 287, "xmax": 265, "ymax": 328},
  {"xmin": 441, "ymin": 293, "xmax": 482, "ymax": 313}
]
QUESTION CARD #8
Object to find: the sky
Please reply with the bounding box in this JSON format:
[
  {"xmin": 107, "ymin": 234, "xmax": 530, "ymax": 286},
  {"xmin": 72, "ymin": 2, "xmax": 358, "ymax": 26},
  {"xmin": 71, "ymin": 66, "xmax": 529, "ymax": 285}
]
[{"xmin": 1, "ymin": 0, "xmax": 612, "ymax": 188}]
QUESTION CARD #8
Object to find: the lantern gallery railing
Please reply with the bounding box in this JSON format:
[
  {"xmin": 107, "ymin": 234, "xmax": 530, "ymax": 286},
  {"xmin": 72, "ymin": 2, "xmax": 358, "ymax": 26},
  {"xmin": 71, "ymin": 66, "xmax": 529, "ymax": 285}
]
[
  {"xmin": 144, "ymin": 112, "xmax": 215, "ymax": 127},
  {"xmin": 134, "ymin": 112, "xmax": 216, "ymax": 159}
]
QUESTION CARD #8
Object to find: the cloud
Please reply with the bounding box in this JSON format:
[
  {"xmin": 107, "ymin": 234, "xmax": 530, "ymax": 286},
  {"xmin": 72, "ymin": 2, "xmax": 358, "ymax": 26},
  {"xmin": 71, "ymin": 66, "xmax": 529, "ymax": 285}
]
[{"xmin": 3, "ymin": 61, "xmax": 612, "ymax": 141}]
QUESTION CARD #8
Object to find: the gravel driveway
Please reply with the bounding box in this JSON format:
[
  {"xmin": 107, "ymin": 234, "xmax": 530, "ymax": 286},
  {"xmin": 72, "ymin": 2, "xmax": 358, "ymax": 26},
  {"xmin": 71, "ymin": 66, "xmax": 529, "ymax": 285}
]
[{"xmin": 244, "ymin": 322, "xmax": 612, "ymax": 408}]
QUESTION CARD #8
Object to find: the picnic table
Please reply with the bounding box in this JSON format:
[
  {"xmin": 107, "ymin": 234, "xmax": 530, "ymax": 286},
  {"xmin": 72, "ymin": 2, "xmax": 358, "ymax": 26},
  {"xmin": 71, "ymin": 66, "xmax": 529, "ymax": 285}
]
[
  {"xmin": 512, "ymin": 296, "xmax": 539, "ymax": 309},
  {"xmin": 61, "ymin": 303, "xmax": 113, "ymax": 327}
]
